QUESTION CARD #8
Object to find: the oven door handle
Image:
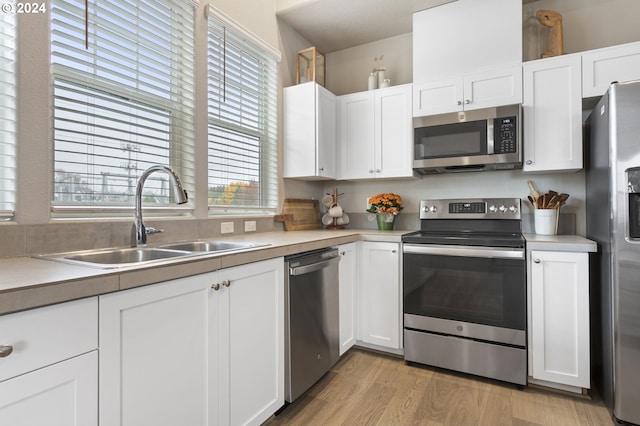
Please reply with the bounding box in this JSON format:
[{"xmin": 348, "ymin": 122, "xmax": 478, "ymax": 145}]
[{"xmin": 402, "ymin": 244, "xmax": 524, "ymax": 259}]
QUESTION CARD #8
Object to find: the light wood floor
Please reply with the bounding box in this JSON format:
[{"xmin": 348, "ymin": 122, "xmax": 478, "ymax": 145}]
[{"xmin": 265, "ymin": 348, "xmax": 613, "ymax": 426}]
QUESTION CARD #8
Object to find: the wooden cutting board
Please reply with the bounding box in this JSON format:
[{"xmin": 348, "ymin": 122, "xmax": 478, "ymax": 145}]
[{"xmin": 274, "ymin": 199, "xmax": 321, "ymax": 231}]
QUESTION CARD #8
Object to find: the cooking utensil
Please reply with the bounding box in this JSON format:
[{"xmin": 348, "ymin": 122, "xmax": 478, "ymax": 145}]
[{"xmin": 527, "ymin": 180, "xmax": 541, "ymax": 201}]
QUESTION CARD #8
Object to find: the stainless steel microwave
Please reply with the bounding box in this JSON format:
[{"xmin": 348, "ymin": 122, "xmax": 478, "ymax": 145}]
[{"xmin": 413, "ymin": 104, "xmax": 522, "ymax": 174}]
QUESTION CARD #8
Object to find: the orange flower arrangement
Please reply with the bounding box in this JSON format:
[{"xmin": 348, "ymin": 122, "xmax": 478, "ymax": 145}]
[{"xmin": 366, "ymin": 193, "xmax": 404, "ymax": 215}]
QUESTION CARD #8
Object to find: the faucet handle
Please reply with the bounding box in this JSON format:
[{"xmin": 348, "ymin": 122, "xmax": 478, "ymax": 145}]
[{"xmin": 146, "ymin": 227, "xmax": 165, "ymax": 236}]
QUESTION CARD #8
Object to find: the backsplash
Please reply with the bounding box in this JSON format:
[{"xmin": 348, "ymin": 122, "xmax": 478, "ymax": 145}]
[{"xmin": 0, "ymin": 217, "xmax": 280, "ymax": 259}]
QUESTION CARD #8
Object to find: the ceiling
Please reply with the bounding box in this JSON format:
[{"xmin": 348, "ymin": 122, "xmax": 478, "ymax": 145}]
[{"xmin": 276, "ymin": 0, "xmax": 417, "ymax": 53}]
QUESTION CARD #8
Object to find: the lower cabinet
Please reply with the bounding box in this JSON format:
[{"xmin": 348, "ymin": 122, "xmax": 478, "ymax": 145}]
[
  {"xmin": 0, "ymin": 297, "xmax": 98, "ymax": 426},
  {"xmin": 528, "ymin": 250, "xmax": 590, "ymax": 390},
  {"xmin": 99, "ymin": 257, "xmax": 284, "ymax": 426},
  {"xmin": 338, "ymin": 242, "xmax": 357, "ymax": 355},
  {"xmin": 357, "ymin": 241, "xmax": 401, "ymax": 351}
]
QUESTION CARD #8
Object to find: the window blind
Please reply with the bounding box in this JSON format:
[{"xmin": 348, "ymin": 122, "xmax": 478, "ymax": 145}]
[
  {"xmin": 207, "ymin": 7, "xmax": 279, "ymax": 213},
  {"xmin": 0, "ymin": 12, "xmax": 16, "ymax": 220},
  {"xmin": 50, "ymin": 0, "xmax": 195, "ymax": 214}
]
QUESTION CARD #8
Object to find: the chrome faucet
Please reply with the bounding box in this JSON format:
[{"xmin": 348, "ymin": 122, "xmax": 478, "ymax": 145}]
[{"xmin": 132, "ymin": 165, "xmax": 189, "ymax": 246}]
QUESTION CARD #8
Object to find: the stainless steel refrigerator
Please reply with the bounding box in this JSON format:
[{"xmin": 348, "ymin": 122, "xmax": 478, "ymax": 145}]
[{"xmin": 586, "ymin": 80, "xmax": 640, "ymax": 425}]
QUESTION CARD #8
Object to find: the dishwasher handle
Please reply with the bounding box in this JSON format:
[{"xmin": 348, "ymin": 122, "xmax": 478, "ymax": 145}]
[{"xmin": 289, "ymin": 256, "xmax": 339, "ymax": 276}]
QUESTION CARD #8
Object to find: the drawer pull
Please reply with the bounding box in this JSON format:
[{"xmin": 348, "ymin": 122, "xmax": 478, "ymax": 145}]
[
  {"xmin": 212, "ymin": 283, "xmax": 220, "ymax": 291},
  {"xmin": 534, "ymin": 258, "xmax": 541, "ymax": 263},
  {"xmin": 0, "ymin": 345, "xmax": 14, "ymax": 358},
  {"xmin": 222, "ymin": 279, "xmax": 231, "ymax": 287}
]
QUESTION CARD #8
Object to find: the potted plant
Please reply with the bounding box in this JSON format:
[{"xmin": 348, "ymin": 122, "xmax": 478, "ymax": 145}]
[{"xmin": 366, "ymin": 193, "xmax": 403, "ymax": 230}]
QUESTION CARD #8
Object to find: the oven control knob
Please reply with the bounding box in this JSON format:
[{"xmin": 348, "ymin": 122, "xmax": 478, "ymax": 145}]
[
  {"xmin": 499, "ymin": 205, "xmax": 507, "ymax": 213},
  {"xmin": 429, "ymin": 206, "xmax": 438, "ymax": 213},
  {"xmin": 489, "ymin": 204, "xmax": 497, "ymax": 213},
  {"xmin": 508, "ymin": 205, "xmax": 518, "ymax": 213}
]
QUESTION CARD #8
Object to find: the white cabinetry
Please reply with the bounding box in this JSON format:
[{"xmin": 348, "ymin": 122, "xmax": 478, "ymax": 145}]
[
  {"xmin": 582, "ymin": 41, "xmax": 640, "ymax": 98},
  {"xmin": 338, "ymin": 84, "xmax": 414, "ymax": 180},
  {"xmin": 523, "ymin": 54, "xmax": 583, "ymax": 172},
  {"xmin": 0, "ymin": 298, "xmax": 98, "ymax": 426},
  {"xmin": 413, "ymin": 65, "xmax": 522, "ymax": 117},
  {"xmin": 284, "ymin": 82, "xmax": 336, "ymax": 179},
  {"xmin": 529, "ymin": 250, "xmax": 590, "ymax": 391},
  {"xmin": 357, "ymin": 241, "xmax": 401, "ymax": 351},
  {"xmin": 99, "ymin": 258, "xmax": 284, "ymax": 426},
  {"xmin": 413, "ymin": 0, "xmax": 521, "ymax": 84},
  {"xmin": 338, "ymin": 242, "xmax": 357, "ymax": 355}
]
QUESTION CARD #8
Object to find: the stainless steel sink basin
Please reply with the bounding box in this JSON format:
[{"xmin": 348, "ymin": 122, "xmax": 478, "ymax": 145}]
[
  {"xmin": 36, "ymin": 240, "xmax": 270, "ymax": 269},
  {"xmin": 159, "ymin": 241, "xmax": 269, "ymax": 253},
  {"xmin": 38, "ymin": 247, "xmax": 192, "ymax": 269}
]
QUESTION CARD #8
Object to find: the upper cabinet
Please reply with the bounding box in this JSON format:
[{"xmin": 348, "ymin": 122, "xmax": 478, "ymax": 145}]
[
  {"xmin": 582, "ymin": 41, "xmax": 640, "ymax": 98},
  {"xmin": 413, "ymin": 65, "xmax": 522, "ymax": 116},
  {"xmin": 337, "ymin": 84, "xmax": 415, "ymax": 180},
  {"xmin": 412, "ymin": 0, "xmax": 521, "ymax": 117},
  {"xmin": 523, "ymin": 54, "xmax": 583, "ymax": 173},
  {"xmin": 413, "ymin": 0, "xmax": 521, "ymax": 84},
  {"xmin": 283, "ymin": 82, "xmax": 336, "ymax": 180}
]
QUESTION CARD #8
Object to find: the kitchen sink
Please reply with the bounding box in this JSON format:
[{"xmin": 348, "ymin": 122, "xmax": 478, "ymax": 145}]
[
  {"xmin": 36, "ymin": 240, "xmax": 270, "ymax": 269},
  {"xmin": 38, "ymin": 247, "xmax": 193, "ymax": 269},
  {"xmin": 158, "ymin": 241, "xmax": 269, "ymax": 253}
]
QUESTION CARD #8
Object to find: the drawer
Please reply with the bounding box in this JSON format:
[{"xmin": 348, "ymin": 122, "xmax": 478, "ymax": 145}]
[{"xmin": 0, "ymin": 297, "xmax": 98, "ymax": 382}]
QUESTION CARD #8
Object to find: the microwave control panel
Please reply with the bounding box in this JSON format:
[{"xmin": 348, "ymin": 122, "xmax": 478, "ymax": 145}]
[{"xmin": 493, "ymin": 116, "xmax": 517, "ymax": 154}]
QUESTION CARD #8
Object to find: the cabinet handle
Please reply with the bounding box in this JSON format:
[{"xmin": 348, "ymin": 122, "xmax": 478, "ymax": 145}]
[
  {"xmin": 212, "ymin": 283, "xmax": 220, "ymax": 291},
  {"xmin": 319, "ymin": 167, "xmax": 324, "ymax": 172},
  {"xmin": 368, "ymin": 169, "xmax": 374, "ymax": 173},
  {"xmin": 222, "ymin": 279, "xmax": 231, "ymax": 287},
  {"xmin": 526, "ymin": 160, "xmax": 533, "ymax": 165},
  {"xmin": 534, "ymin": 259, "xmax": 541, "ymax": 263},
  {"xmin": 465, "ymin": 99, "xmax": 471, "ymax": 105},
  {"xmin": 375, "ymin": 169, "xmax": 381, "ymax": 173},
  {"xmin": 340, "ymin": 251, "xmax": 346, "ymax": 256},
  {"xmin": 457, "ymin": 100, "xmax": 462, "ymax": 106},
  {"xmin": 0, "ymin": 345, "xmax": 13, "ymax": 358},
  {"xmin": 392, "ymin": 249, "xmax": 397, "ymax": 253}
]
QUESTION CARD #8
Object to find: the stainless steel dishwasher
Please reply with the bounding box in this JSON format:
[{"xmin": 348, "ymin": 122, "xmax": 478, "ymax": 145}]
[{"xmin": 284, "ymin": 247, "xmax": 340, "ymax": 403}]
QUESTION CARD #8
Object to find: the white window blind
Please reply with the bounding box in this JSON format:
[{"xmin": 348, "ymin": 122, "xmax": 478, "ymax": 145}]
[
  {"xmin": 207, "ymin": 7, "xmax": 279, "ymax": 213},
  {"xmin": 50, "ymin": 0, "xmax": 195, "ymax": 214},
  {"xmin": 0, "ymin": 12, "xmax": 16, "ymax": 220}
]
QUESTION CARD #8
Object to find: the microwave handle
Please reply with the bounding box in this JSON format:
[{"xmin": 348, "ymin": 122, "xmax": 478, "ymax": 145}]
[{"xmin": 487, "ymin": 118, "xmax": 494, "ymax": 155}]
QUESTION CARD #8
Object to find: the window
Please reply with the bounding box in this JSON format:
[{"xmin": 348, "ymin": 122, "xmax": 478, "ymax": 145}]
[
  {"xmin": 50, "ymin": 0, "xmax": 195, "ymax": 214},
  {"xmin": 207, "ymin": 7, "xmax": 279, "ymax": 213},
  {"xmin": 0, "ymin": 12, "xmax": 16, "ymax": 220}
]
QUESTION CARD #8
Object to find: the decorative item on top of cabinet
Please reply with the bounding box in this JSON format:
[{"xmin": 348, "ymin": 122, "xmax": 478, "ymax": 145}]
[
  {"xmin": 536, "ymin": 10, "xmax": 563, "ymax": 58},
  {"xmin": 296, "ymin": 46, "xmax": 325, "ymax": 86}
]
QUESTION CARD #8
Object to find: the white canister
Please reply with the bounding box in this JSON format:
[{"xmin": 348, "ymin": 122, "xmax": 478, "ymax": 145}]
[
  {"xmin": 368, "ymin": 73, "xmax": 377, "ymax": 90},
  {"xmin": 377, "ymin": 68, "xmax": 386, "ymax": 88},
  {"xmin": 534, "ymin": 209, "xmax": 558, "ymax": 235}
]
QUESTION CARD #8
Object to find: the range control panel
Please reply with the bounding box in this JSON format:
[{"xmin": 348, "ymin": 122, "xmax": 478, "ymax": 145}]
[{"xmin": 420, "ymin": 198, "xmax": 521, "ymax": 220}]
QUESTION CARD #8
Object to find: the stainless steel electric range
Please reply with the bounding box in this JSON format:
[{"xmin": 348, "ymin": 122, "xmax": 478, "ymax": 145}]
[{"xmin": 402, "ymin": 198, "xmax": 527, "ymax": 386}]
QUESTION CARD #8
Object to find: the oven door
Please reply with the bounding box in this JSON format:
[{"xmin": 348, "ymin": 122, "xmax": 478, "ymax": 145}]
[{"xmin": 403, "ymin": 244, "xmax": 526, "ymax": 344}]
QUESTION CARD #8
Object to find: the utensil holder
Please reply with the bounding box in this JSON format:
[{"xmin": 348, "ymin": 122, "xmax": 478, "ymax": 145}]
[{"xmin": 534, "ymin": 209, "xmax": 558, "ymax": 235}]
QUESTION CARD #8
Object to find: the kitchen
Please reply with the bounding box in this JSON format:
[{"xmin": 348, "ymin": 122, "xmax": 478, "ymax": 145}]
[{"xmin": 1, "ymin": 0, "xmax": 640, "ymax": 424}]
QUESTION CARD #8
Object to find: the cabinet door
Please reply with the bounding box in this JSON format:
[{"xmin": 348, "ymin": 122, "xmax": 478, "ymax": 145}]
[
  {"xmin": 530, "ymin": 251, "xmax": 589, "ymax": 388},
  {"xmin": 358, "ymin": 242, "xmax": 400, "ymax": 349},
  {"xmin": 220, "ymin": 257, "xmax": 284, "ymax": 426},
  {"xmin": 523, "ymin": 55, "xmax": 582, "ymax": 172},
  {"xmin": 0, "ymin": 351, "xmax": 97, "ymax": 426},
  {"xmin": 464, "ymin": 64, "xmax": 522, "ymax": 111},
  {"xmin": 413, "ymin": 78, "xmax": 463, "ymax": 117},
  {"xmin": 338, "ymin": 242, "xmax": 357, "ymax": 355},
  {"xmin": 317, "ymin": 84, "xmax": 337, "ymax": 178},
  {"xmin": 376, "ymin": 84, "xmax": 414, "ymax": 178},
  {"xmin": 99, "ymin": 272, "xmax": 218, "ymax": 426},
  {"xmin": 283, "ymin": 82, "xmax": 336, "ymax": 179},
  {"xmin": 338, "ymin": 91, "xmax": 375, "ymax": 179},
  {"xmin": 582, "ymin": 41, "xmax": 640, "ymax": 98}
]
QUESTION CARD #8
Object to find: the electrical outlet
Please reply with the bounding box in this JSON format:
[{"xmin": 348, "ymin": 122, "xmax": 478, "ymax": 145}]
[
  {"xmin": 244, "ymin": 221, "xmax": 256, "ymax": 232},
  {"xmin": 221, "ymin": 222, "xmax": 234, "ymax": 234}
]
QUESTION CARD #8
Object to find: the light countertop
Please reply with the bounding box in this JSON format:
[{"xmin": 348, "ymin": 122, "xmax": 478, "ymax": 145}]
[{"xmin": 524, "ymin": 234, "xmax": 598, "ymax": 252}]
